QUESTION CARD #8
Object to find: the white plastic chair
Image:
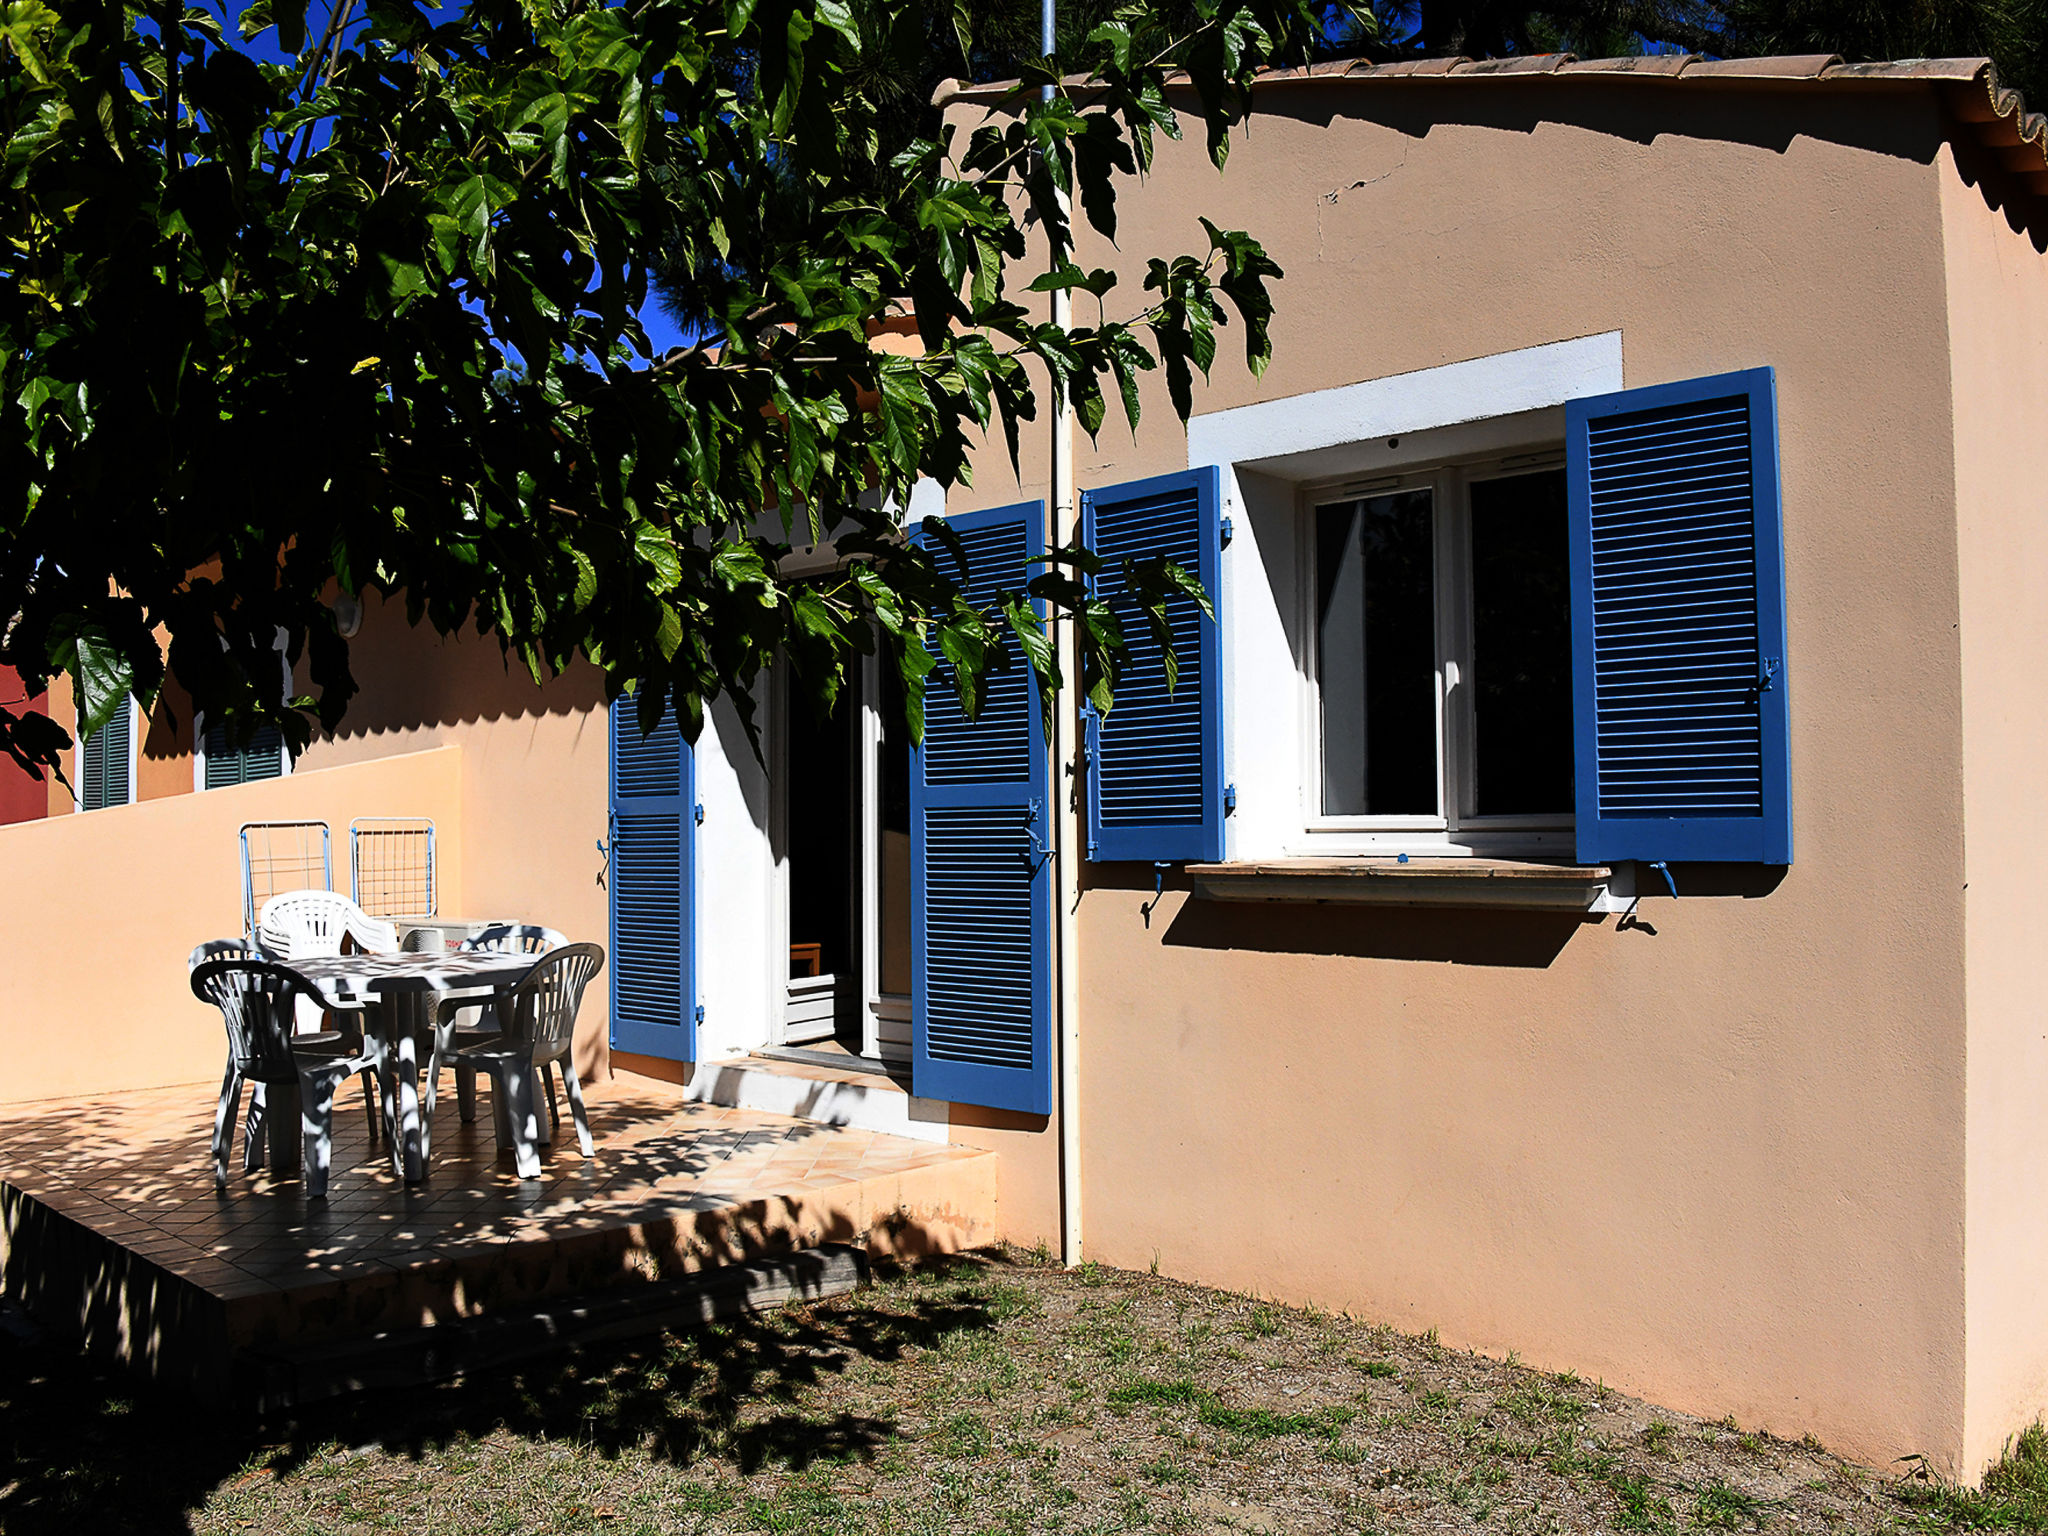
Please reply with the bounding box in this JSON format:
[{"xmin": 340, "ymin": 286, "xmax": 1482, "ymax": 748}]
[
  {"xmin": 257, "ymin": 888, "xmax": 400, "ymax": 959},
  {"xmin": 190, "ymin": 958, "xmax": 377, "ymax": 1198},
  {"xmin": 440, "ymin": 944, "xmax": 604, "ymax": 1178},
  {"xmin": 432, "ymin": 924, "xmax": 570, "ymax": 1125}
]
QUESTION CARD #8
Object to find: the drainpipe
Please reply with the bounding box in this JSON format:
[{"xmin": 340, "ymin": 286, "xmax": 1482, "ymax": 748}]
[{"xmin": 1044, "ymin": 0, "xmax": 1084, "ymax": 1270}]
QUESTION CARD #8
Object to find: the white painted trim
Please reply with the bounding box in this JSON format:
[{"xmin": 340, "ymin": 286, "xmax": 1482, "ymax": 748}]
[
  {"xmin": 1188, "ymin": 333, "xmax": 1624, "ymax": 473},
  {"xmin": 1186, "ymin": 333, "xmax": 1624, "ymax": 861}
]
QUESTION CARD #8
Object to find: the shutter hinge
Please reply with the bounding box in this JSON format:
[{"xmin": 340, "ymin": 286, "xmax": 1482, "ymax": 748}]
[
  {"xmin": 1220, "ymin": 516, "xmax": 1234, "ymax": 548},
  {"xmin": 694, "ymin": 803, "xmax": 705, "ymax": 825},
  {"xmin": 1223, "ymin": 782, "xmax": 1237, "ymax": 815},
  {"xmin": 694, "ymin": 1005, "xmax": 705, "ymax": 1025},
  {"xmin": 1757, "ymin": 656, "xmax": 1780, "ymax": 694}
]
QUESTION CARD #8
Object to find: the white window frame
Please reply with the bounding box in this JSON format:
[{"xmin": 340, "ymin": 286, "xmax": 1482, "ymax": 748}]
[
  {"xmin": 1184, "ymin": 331, "xmax": 1626, "ymax": 863},
  {"xmin": 72, "ymin": 697, "xmax": 140, "ymax": 813},
  {"xmin": 1297, "ymin": 450, "xmax": 1576, "ymax": 857}
]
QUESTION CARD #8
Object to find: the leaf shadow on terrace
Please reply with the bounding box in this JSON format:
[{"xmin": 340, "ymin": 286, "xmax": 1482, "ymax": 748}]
[{"xmin": 0, "ymin": 1083, "xmax": 1002, "ymax": 1534}]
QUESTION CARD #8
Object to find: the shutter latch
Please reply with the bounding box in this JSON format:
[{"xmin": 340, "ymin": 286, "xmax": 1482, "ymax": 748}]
[
  {"xmin": 1024, "ymin": 799, "xmax": 1053, "ymax": 869},
  {"xmin": 1754, "ymin": 657, "xmax": 1780, "ymax": 698}
]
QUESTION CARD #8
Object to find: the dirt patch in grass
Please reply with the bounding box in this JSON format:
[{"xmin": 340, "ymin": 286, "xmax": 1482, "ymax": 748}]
[{"xmin": 0, "ymin": 1250, "xmax": 2034, "ymax": 1535}]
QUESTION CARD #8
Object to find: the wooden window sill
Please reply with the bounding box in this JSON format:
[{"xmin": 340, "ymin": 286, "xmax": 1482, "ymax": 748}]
[{"xmin": 1184, "ymin": 858, "xmax": 1618, "ymax": 911}]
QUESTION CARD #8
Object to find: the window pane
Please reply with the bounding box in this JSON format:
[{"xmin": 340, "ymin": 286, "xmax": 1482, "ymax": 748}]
[
  {"xmin": 1469, "ymin": 469, "xmax": 1574, "ymax": 817},
  {"xmin": 1316, "ymin": 489, "xmax": 1437, "ymax": 816}
]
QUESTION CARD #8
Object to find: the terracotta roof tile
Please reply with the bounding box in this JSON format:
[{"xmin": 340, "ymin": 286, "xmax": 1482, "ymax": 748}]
[
  {"xmin": 1682, "ymin": 53, "xmax": 1842, "ymax": 78},
  {"xmin": 1558, "ymin": 55, "xmax": 1699, "ymax": 75}
]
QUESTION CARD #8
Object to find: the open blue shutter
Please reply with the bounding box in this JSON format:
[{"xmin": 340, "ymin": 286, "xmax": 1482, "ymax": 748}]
[
  {"xmin": 911, "ymin": 500, "xmax": 1052, "ymax": 1115},
  {"xmin": 1567, "ymin": 367, "xmax": 1791, "ymax": 866},
  {"xmin": 608, "ymin": 695, "xmax": 698, "ymax": 1061},
  {"xmin": 1082, "ymin": 466, "xmax": 1226, "ymax": 863}
]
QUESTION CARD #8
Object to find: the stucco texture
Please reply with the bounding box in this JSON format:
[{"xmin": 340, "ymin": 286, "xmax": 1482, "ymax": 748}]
[
  {"xmin": 943, "ymin": 78, "xmax": 1995, "ymax": 1471},
  {"xmin": 1941, "ymin": 143, "xmax": 2048, "ymax": 1475}
]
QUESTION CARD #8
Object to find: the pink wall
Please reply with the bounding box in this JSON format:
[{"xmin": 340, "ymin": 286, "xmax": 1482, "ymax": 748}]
[{"xmin": 0, "ymin": 665, "xmax": 48, "ymax": 827}]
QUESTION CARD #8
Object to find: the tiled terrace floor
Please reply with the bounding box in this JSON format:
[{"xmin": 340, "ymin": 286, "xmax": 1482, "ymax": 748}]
[{"xmin": 0, "ymin": 1074, "xmax": 996, "ymax": 1397}]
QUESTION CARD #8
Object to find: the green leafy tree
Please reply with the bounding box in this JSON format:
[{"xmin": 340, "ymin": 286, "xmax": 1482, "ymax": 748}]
[{"xmin": 0, "ymin": 0, "xmax": 1356, "ymax": 774}]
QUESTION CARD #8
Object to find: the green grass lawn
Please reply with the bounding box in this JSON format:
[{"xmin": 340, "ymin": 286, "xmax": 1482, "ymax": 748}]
[{"xmin": 1, "ymin": 1249, "xmax": 2041, "ymax": 1535}]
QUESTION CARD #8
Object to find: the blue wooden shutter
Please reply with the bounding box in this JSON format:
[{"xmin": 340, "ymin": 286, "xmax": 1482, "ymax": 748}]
[
  {"xmin": 1082, "ymin": 466, "xmax": 1226, "ymax": 863},
  {"xmin": 608, "ymin": 695, "xmax": 698, "ymax": 1061},
  {"xmin": 203, "ymin": 722, "xmax": 285, "ymax": 788},
  {"xmin": 1567, "ymin": 367, "xmax": 1792, "ymax": 865},
  {"xmin": 911, "ymin": 500, "xmax": 1053, "ymax": 1115}
]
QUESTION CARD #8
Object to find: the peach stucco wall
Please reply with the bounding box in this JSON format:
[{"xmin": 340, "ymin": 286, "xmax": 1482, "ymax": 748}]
[
  {"xmin": 1941, "ymin": 146, "xmax": 2048, "ymax": 1476},
  {"xmin": 0, "ymin": 747, "xmax": 463, "ymax": 1103},
  {"xmin": 288, "ymin": 598, "xmax": 616, "ymax": 1077},
  {"xmin": 942, "ymin": 78, "xmax": 1982, "ymax": 1470}
]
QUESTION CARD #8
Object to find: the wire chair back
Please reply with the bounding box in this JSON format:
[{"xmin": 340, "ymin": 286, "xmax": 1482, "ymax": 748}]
[
  {"xmin": 351, "ymin": 817, "xmax": 436, "ymax": 919},
  {"xmin": 191, "ymin": 959, "xmax": 309, "ymax": 1084},
  {"xmin": 498, "ymin": 943, "xmax": 605, "ymax": 1060},
  {"xmin": 239, "ymin": 821, "xmax": 332, "ymax": 942}
]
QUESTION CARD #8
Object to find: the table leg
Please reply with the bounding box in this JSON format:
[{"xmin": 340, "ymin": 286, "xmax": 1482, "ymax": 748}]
[
  {"xmin": 395, "ymin": 1011, "xmax": 424, "ymax": 1183},
  {"xmin": 268, "ymin": 1079, "xmax": 304, "ymax": 1178}
]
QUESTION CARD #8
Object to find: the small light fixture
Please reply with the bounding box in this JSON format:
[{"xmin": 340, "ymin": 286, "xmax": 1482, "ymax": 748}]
[{"xmin": 330, "ymin": 593, "xmax": 363, "ymax": 638}]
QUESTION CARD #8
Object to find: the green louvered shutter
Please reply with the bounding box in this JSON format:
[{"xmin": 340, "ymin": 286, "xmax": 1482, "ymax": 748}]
[
  {"xmin": 80, "ymin": 705, "xmax": 132, "ymax": 810},
  {"xmin": 203, "ymin": 722, "xmax": 286, "ymax": 789}
]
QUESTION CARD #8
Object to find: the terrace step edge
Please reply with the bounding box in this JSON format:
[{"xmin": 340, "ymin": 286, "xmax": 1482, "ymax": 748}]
[
  {"xmin": 239, "ymin": 1243, "xmax": 870, "ymax": 1413},
  {"xmin": 681, "ymin": 1056, "xmax": 952, "ymax": 1143}
]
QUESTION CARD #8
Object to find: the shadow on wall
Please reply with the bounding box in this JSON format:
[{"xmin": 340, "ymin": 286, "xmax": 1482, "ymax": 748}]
[
  {"xmin": 1259, "ymin": 73, "xmax": 2047, "ymax": 252},
  {"xmin": 1262, "ymin": 74, "xmax": 1943, "ymax": 162},
  {"xmin": 1087, "ymin": 862, "xmax": 1787, "ymax": 967},
  {"xmin": 308, "ymin": 591, "xmax": 609, "ymax": 743},
  {"xmin": 1162, "ymin": 894, "xmax": 1585, "ymax": 967}
]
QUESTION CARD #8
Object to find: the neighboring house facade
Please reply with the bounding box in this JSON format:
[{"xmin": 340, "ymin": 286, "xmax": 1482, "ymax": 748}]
[
  {"xmin": 0, "ymin": 664, "xmax": 48, "ymax": 825},
  {"xmin": 12, "ymin": 50, "xmax": 2048, "ymax": 1479}
]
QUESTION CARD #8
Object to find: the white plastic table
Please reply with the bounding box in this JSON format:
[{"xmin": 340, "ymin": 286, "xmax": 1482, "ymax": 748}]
[{"xmin": 289, "ymin": 951, "xmax": 539, "ymax": 1183}]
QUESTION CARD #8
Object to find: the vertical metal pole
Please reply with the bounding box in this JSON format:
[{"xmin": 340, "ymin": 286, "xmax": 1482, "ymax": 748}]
[{"xmin": 1045, "ymin": 0, "xmax": 1084, "ymax": 1271}]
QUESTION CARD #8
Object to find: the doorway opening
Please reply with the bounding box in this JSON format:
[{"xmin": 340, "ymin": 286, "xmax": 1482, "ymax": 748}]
[{"xmin": 773, "ymin": 653, "xmax": 914, "ymax": 1069}]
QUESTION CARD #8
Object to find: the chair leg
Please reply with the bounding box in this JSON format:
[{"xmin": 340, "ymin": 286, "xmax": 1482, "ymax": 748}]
[
  {"xmin": 560, "ymin": 1060, "xmax": 595, "ymax": 1158},
  {"xmin": 500, "ymin": 1058, "xmax": 543, "ymax": 1179},
  {"xmin": 359, "ymin": 1071, "xmax": 381, "ymax": 1145},
  {"xmin": 535, "ymin": 1061, "xmax": 556, "ymax": 1146},
  {"xmin": 299, "ymin": 1070, "xmax": 341, "ymax": 1200},
  {"xmin": 457, "ymin": 1064, "xmax": 478, "ymax": 1124},
  {"xmin": 213, "ymin": 1062, "xmax": 242, "ymax": 1190},
  {"xmin": 244, "ymin": 1083, "xmax": 267, "ymax": 1172}
]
